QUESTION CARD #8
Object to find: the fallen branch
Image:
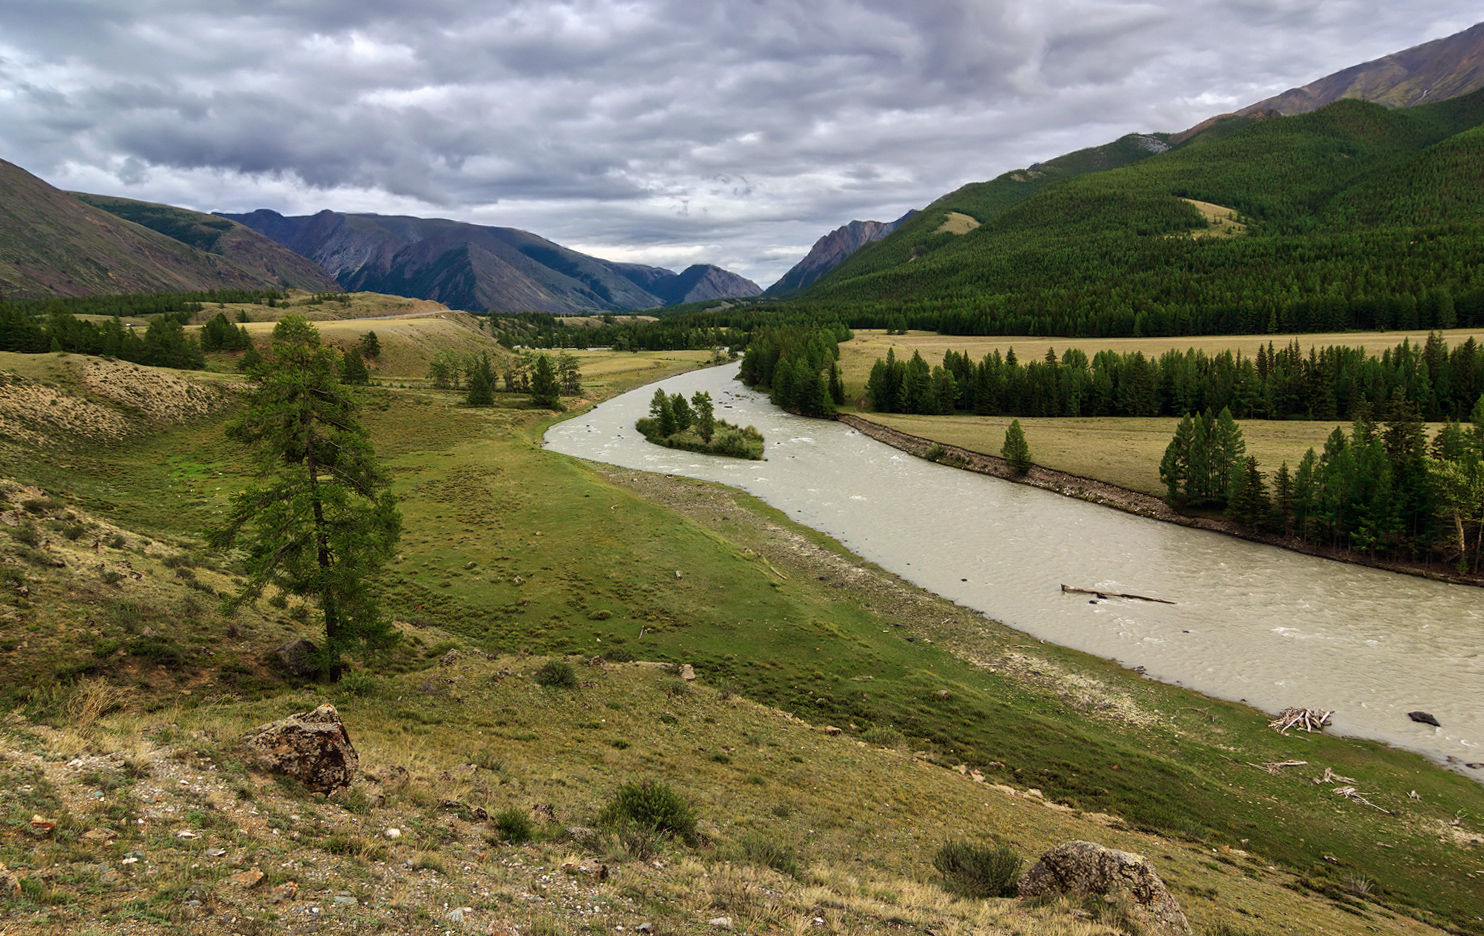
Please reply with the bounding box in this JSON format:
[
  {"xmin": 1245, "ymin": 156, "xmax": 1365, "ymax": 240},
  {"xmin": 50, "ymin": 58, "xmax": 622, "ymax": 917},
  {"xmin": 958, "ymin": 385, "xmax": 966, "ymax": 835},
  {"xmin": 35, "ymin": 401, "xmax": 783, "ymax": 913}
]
[
  {"xmin": 1061, "ymin": 584, "xmax": 1175, "ymax": 604},
  {"xmin": 1313, "ymin": 767, "xmax": 1357, "ymax": 785},
  {"xmin": 1248, "ymin": 760, "xmax": 1308, "ymax": 775},
  {"xmin": 1269, "ymin": 707, "xmax": 1333, "ymax": 735},
  {"xmin": 1333, "ymin": 786, "xmax": 1395, "ymax": 814}
]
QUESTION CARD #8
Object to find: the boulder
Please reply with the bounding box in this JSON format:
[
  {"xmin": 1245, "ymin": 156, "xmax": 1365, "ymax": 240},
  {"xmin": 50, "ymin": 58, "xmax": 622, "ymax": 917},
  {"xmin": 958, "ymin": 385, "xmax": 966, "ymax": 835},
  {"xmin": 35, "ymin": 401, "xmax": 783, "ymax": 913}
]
[
  {"xmin": 679, "ymin": 664, "xmax": 696, "ymax": 681},
  {"xmin": 236, "ymin": 703, "xmax": 358, "ymax": 794},
  {"xmin": 274, "ymin": 638, "xmax": 320, "ymax": 677},
  {"xmin": 1018, "ymin": 841, "xmax": 1190, "ymax": 936},
  {"xmin": 1408, "ymin": 711, "xmax": 1441, "ymax": 727}
]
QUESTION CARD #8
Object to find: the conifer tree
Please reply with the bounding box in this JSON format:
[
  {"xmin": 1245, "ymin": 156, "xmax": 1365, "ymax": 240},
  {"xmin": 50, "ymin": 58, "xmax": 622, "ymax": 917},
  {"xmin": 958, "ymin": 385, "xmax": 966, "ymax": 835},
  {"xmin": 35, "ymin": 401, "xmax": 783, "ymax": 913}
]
[
  {"xmin": 530, "ymin": 352, "xmax": 562, "ymax": 410},
  {"xmin": 1160, "ymin": 414, "xmax": 1195, "ymax": 504},
  {"xmin": 1001, "ymin": 419, "xmax": 1031, "ymax": 474},
  {"xmin": 692, "ymin": 391, "xmax": 716, "ymax": 443},
  {"xmin": 1226, "ymin": 457, "xmax": 1270, "ymax": 529},
  {"xmin": 207, "ymin": 315, "xmax": 401, "ymax": 677},
  {"xmin": 340, "ymin": 348, "xmax": 370, "ymax": 385},
  {"xmin": 670, "ymin": 392, "xmax": 694, "ymax": 432}
]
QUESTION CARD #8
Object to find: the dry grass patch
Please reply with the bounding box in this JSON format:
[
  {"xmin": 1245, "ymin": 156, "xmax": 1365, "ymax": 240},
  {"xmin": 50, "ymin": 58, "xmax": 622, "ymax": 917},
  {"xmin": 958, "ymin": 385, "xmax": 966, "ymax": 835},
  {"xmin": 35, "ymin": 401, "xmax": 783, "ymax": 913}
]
[{"xmin": 933, "ymin": 211, "xmax": 981, "ymax": 235}]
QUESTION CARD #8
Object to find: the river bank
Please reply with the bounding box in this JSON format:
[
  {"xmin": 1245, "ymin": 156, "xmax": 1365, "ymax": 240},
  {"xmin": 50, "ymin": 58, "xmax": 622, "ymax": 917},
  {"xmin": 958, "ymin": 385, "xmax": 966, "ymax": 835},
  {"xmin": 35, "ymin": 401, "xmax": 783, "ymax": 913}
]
[{"xmin": 838, "ymin": 412, "xmax": 1484, "ymax": 589}]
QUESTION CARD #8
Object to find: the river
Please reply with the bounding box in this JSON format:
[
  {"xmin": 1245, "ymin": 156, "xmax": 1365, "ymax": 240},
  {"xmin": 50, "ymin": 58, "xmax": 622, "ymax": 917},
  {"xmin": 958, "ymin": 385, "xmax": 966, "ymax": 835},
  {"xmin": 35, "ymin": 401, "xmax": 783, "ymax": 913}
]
[{"xmin": 545, "ymin": 363, "xmax": 1483, "ymax": 775}]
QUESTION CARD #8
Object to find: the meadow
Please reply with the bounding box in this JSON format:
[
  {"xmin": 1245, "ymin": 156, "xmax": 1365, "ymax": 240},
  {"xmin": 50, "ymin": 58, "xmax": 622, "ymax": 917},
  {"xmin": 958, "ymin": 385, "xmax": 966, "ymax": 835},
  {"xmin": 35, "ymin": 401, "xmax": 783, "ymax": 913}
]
[{"xmin": 1, "ymin": 337, "xmax": 1483, "ymax": 933}]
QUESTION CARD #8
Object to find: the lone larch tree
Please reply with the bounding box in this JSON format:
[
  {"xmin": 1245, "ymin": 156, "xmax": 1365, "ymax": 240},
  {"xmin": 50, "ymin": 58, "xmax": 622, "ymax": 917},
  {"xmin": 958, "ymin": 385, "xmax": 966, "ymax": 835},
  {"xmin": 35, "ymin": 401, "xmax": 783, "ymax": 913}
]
[{"xmin": 208, "ymin": 315, "xmax": 402, "ymax": 677}]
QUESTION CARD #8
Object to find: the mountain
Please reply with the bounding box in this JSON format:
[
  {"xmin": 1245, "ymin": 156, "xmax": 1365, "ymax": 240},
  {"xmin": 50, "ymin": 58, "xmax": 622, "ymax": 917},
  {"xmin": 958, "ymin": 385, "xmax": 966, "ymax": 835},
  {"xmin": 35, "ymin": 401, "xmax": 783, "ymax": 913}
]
[
  {"xmin": 789, "ymin": 88, "xmax": 1484, "ymax": 338},
  {"xmin": 222, "ymin": 209, "xmax": 760, "ymax": 314},
  {"xmin": 766, "ymin": 211, "xmax": 917, "ymax": 296},
  {"xmin": 0, "ymin": 159, "xmax": 330, "ymax": 299},
  {"xmin": 74, "ymin": 194, "xmax": 340, "ymax": 292},
  {"xmin": 810, "ymin": 133, "xmax": 1173, "ymax": 292},
  {"xmin": 1240, "ymin": 21, "xmax": 1484, "ymax": 115}
]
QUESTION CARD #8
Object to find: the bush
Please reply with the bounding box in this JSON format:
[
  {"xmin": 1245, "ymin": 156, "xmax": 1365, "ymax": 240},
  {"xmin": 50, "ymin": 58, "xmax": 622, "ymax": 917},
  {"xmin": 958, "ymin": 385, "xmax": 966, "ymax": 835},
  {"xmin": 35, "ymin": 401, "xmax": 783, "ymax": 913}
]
[
  {"xmin": 861, "ymin": 724, "xmax": 905, "ymax": 747},
  {"xmin": 933, "ymin": 839, "xmax": 1023, "ymax": 898},
  {"xmin": 602, "ymin": 646, "xmax": 636, "ymax": 663},
  {"xmin": 534, "ymin": 660, "xmax": 577, "ymax": 688},
  {"xmin": 493, "ymin": 808, "xmax": 534, "ymax": 844},
  {"xmin": 337, "ymin": 670, "xmax": 378, "ymax": 697},
  {"xmin": 597, "ymin": 779, "xmax": 698, "ymax": 844},
  {"xmin": 736, "ymin": 831, "xmax": 800, "ymax": 877},
  {"xmin": 8, "ymin": 524, "xmax": 39, "ymax": 547}
]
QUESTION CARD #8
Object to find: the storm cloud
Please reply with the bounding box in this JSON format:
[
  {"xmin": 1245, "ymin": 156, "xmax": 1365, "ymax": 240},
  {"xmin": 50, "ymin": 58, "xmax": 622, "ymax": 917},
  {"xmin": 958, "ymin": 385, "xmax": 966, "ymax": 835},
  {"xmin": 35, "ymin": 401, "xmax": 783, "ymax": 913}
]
[{"xmin": 0, "ymin": 1, "xmax": 1474, "ymax": 285}]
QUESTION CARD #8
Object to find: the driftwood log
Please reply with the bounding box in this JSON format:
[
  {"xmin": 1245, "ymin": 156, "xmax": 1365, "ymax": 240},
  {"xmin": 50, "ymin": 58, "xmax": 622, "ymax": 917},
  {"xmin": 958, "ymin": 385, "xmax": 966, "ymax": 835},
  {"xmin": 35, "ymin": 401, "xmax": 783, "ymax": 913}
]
[
  {"xmin": 1061, "ymin": 584, "xmax": 1175, "ymax": 605},
  {"xmin": 1269, "ymin": 707, "xmax": 1333, "ymax": 735}
]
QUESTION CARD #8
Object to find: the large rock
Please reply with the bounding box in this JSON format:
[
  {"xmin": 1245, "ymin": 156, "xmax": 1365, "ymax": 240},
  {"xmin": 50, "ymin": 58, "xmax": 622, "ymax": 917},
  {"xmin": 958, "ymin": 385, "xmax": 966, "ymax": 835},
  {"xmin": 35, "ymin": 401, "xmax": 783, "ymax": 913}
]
[
  {"xmin": 1018, "ymin": 841, "xmax": 1190, "ymax": 936},
  {"xmin": 275, "ymin": 638, "xmax": 321, "ymax": 677},
  {"xmin": 236, "ymin": 703, "xmax": 358, "ymax": 794}
]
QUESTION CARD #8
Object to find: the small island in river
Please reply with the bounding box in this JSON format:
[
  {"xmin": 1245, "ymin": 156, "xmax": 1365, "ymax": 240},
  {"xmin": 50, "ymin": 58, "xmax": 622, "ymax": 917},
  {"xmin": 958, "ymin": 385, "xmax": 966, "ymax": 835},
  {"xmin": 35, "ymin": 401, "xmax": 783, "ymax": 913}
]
[{"xmin": 637, "ymin": 387, "xmax": 765, "ymax": 459}]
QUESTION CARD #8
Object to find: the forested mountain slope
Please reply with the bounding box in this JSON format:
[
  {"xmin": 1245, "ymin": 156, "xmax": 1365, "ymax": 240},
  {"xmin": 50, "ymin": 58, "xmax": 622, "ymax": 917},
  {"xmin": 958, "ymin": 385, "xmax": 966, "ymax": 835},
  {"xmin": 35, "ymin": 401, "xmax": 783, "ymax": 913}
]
[{"xmin": 790, "ymin": 90, "xmax": 1484, "ymax": 338}]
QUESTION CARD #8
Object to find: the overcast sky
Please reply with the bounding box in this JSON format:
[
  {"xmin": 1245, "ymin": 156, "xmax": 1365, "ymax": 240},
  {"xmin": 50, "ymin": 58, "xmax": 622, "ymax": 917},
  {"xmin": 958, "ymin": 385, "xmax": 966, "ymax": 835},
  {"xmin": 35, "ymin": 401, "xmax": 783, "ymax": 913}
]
[{"xmin": 0, "ymin": 2, "xmax": 1476, "ymax": 287}]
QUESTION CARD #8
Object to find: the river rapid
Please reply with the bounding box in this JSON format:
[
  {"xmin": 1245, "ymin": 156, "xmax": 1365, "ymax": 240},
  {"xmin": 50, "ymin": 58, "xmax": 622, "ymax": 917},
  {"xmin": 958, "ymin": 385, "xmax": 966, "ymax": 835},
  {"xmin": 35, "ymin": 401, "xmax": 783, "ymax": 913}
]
[{"xmin": 546, "ymin": 363, "xmax": 1483, "ymax": 775}]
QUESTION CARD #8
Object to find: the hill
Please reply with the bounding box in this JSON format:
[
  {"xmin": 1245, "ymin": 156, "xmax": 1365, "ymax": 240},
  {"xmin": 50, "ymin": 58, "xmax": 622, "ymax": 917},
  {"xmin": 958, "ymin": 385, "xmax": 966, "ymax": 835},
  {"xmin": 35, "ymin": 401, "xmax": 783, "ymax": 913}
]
[
  {"xmin": 73, "ymin": 194, "xmax": 340, "ymax": 293},
  {"xmin": 0, "ymin": 160, "xmax": 332, "ymax": 300},
  {"xmin": 765, "ymin": 211, "xmax": 917, "ymax": 296},
  {"xmin": 221, "ymin": 210, "xmax": 760, "ymax": 315},
  {"xmin": 790, "ymin": 89, "xmax": 1484, "ymax": 338}
]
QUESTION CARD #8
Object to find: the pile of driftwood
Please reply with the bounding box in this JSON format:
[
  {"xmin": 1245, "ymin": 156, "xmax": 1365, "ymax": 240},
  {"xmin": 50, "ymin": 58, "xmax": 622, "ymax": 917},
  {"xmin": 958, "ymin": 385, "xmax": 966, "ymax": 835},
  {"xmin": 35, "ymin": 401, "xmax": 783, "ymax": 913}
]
[{"xmin": 1269, "ymin": 707, "xmax": 1334, "ymax": 735}]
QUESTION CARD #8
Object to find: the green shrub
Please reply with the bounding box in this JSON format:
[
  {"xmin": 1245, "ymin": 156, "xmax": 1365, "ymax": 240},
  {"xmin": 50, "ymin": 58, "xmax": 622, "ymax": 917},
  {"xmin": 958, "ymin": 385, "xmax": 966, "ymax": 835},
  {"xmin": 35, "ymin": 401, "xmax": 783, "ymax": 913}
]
[
  {"xmin": 597, "ymin": 779, "xmax": 697, "ymax": 844},
  {"xmin": 862, "ymin": 724, "xmax": 905, "ymax": 747},
  {"xmin": 21, "ymin": 498, "xmax": 60, "ymax": 516},
  {"xmin": 106, "ymin": 534, "xmax": 126, "ymax": 549},
  {"xmin": 534, "ymin": 660, "xmax": 577, "ymax": 689},
  {"xmin": 337, "ymin": 670, "xmax": 378, "ymax": 697},
  {"xmin": 126, "ymin": 635, "xmax": 183, "ymax": 668},
  {"xmin": 8, "ymin": 524, "xmax": 40, "ymax": 547},
  {"xmin": 736, "ymin": 831, "xmax": 800, "ymax": 877},
  {"xmin": 602, "ymin": 646, "xmax": 636, "ymax": 663},
  {"xmin": 493, "ymin": 808, "xmax": 534, "ymax": 844},
  {"xmin": 932, "ymin": 839, "xmax": 1023, "ymax": 898}
]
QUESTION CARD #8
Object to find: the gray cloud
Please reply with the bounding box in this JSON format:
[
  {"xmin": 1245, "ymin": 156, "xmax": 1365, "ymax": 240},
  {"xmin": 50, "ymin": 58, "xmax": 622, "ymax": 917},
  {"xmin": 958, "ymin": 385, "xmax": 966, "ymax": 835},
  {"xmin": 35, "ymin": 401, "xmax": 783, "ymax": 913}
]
[{"xmin": 0, "ymin": 0, "xmax": 1474, "ymax": 286}]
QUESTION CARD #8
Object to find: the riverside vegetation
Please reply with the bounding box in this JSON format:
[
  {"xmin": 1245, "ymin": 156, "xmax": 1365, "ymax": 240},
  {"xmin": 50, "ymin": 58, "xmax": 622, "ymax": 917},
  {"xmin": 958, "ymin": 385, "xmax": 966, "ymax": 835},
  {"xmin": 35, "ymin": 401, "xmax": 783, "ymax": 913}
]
[
  {"xmin": 636, "ymin": 388, "xmax": 764, "ymax": 460},
  {"xmin": 1, "ymin": 319, "xmax": 1483, "ymax": 933}
]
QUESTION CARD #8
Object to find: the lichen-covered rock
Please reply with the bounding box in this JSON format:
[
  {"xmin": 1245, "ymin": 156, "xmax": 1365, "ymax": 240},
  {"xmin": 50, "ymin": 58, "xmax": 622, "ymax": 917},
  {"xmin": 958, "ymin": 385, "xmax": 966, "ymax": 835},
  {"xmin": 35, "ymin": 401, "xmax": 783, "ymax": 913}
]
[
  {"xmin": 274, "ymin": 638, "xmax": 320, "ymax": 677},
  {"xmin": 236, "ymin": 703, "xmax": 358, "ymax": 794},
  {"xmin": 1018, "ymin": 840, "xmax": 1190, "ymax": 936}
]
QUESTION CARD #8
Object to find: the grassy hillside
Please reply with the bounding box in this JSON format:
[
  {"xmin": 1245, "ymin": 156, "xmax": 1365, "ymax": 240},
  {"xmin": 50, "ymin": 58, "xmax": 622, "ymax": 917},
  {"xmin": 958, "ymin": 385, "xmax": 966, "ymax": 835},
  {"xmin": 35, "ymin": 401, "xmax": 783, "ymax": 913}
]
[
  {"xmin": 793, "ymin": 91, "xmax": 1484, "ymax": 338},
  {"xmin": 74, "ymin": 195, "xmax": 341, "ymax": 293},
  {"xmin": 1, "ymin": 347, "xmax": 1482, "ymax": 932}
]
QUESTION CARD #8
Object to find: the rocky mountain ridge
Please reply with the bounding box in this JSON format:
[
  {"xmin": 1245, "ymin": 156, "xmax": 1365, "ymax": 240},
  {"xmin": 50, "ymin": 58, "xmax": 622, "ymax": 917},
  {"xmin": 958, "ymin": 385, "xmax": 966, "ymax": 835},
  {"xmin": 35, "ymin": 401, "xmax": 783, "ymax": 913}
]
[
  {"xmin": 221, "ymin": 209, "xmax": 760, "ymax": 314},
  {"xmin": 766, "ymin": 211, "xmax": 916, "ymax": 296}
]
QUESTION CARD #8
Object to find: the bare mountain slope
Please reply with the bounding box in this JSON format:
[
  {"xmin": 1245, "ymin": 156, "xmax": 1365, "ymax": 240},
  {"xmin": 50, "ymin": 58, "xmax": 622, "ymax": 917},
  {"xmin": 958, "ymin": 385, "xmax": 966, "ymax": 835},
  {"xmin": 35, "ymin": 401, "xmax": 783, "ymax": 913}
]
[
  {"xmin": 1241, "ymin": 21, "xmax": 1484, "ymax": 115},
  {"xmin": 767, "ymin": 211, "xmax": 916, "ymax": 296},
  {"xmin": 74, "ymin": 194, "xmax": 340, "ymax": 292},
  {"xmin": 223, "ymin": 209, "xmax": 760, "ymax": 313},
  {"xmin": 0, "ymin": 159, "xmax": 314, "ymax": 299}
]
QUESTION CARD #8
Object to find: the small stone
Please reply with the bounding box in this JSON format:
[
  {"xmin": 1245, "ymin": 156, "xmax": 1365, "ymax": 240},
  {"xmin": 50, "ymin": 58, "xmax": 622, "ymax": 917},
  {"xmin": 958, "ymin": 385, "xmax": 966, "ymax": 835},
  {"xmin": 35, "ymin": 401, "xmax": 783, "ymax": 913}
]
[
  {"xmin": 333, "ymin": 894, "xmax": 358, "ymax": 907},
  {"xmin": 637, "ymin": 925, "xmax": 653, "ymax": 933},
  {"xmin": 82, "ymin": 828, "xmax": 112, "ymax": 844},
  {"xmin": 205, "ymin": 848, "xmax": 227, "ymax": 858},
  {"xmin": 269, "ymin": 882, "xmax": 298, "ymax": 903},
  {"xmin": 822, "ymin": 726, "xmax": 842, "ymax": 736},
  {"xmin": 229, "ymin": 869, "xmax": 265, "ymax": 888},
  {"xmin": 1408, "ymin": 711, "xmax": 1441, "ymax": 727},
  {"xmin": 708, "ymin": 917, "xmax": 733, "ymax": 929},
  {"xmin": 679, "ymin": 663, "xmax": 696, "ymax": 681},
  {"xmin": 385, "ymin": 827, "xmax": 401, "ymax": 839},
  {"xmin": 175, "ymin": 830, "xmax": 200, "ymax": 839},
  {"xmin": 937, "ymin": 690, "xmax": 951, "ymax": 700}
]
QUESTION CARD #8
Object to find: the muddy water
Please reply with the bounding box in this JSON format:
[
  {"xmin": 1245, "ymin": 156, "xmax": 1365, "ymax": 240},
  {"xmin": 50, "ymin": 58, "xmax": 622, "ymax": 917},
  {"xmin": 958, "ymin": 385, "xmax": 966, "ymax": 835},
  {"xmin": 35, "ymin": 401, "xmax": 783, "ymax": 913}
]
[{"xmin": 546, "ymin": 363, "xmax": 1484, "ymax": 775}]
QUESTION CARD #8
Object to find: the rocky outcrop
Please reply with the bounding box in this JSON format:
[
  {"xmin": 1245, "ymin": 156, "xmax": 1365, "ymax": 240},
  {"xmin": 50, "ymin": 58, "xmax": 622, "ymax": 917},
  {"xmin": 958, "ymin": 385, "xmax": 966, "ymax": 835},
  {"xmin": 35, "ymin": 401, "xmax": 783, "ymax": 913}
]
[
  {"xmin": 236, "ymin": 703, "xmax": 359, "ymax": 794},
  {"xmin": 767, "ymin": 211, "xmax": 916, "ymax": 296},
  {"xmin": 1018, "ymin": 841, "xmax": 1190, "ymax": 936}
]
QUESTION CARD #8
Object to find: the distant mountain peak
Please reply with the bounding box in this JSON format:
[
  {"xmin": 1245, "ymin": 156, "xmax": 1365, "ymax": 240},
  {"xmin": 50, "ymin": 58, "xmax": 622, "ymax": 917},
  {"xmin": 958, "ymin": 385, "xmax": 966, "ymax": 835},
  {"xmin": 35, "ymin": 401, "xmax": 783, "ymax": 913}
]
[{"xmin": 766, "ymin": 211, "xmax": 917, "ymax": 296}]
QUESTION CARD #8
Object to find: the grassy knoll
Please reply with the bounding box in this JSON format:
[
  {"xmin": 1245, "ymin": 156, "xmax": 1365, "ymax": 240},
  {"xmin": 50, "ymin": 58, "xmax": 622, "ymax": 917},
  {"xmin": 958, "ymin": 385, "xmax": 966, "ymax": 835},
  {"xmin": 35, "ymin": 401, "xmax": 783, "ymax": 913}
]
[{"xmin": 1, "ymin": 349, "xmax": 1483, "ymax": 932}]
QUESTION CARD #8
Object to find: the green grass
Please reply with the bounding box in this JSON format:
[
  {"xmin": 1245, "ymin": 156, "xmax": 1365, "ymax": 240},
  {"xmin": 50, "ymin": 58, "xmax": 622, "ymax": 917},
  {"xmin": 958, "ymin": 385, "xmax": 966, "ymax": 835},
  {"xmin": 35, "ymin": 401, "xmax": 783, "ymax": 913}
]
[{"xmin": 0, "ymin": 350, "xmax": 1481, "ymax": 932}]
